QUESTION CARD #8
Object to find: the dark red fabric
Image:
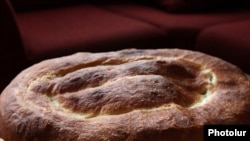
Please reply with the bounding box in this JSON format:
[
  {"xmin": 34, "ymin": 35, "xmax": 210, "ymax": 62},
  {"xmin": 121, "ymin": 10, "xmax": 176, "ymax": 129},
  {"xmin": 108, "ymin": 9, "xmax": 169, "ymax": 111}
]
[
  {"xmin": 9, "ymin": 0, "xmax": 147, "ymax": 12},
  {"xmin": 154, "ymin": 0, "xmax": 237, "ymax": 13},
  {"xmin": 196, "ymin": 20, "xmax": 250, "ymax": 73},
  {"xmin": 0, "ymin": 0, "xmax": 28, "ymax": 91},
  {"xmin": 10, "ymin": 0, "xmax": 84, "ymax": 12},
  {"xmin": 103, "ymin": 5, "xmax": 250, "ymax": 49},
  {"xmin": 16, "ymin": 5, "xmax": 167, "ymax": 62}
]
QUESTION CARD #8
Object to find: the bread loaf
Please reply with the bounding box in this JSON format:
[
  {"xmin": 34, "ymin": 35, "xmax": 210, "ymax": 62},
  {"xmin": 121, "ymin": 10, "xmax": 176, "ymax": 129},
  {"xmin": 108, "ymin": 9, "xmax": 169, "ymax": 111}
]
[{"xmin": 0, "ymin": 48, "xmax": 250, "ymax": 141}]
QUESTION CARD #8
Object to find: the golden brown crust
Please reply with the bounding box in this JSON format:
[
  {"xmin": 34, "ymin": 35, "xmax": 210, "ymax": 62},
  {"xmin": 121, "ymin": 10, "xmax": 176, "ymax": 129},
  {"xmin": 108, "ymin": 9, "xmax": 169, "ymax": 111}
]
[{"xmin": 0, "ymin": 48, "xmax": 250, "ymax": 141}]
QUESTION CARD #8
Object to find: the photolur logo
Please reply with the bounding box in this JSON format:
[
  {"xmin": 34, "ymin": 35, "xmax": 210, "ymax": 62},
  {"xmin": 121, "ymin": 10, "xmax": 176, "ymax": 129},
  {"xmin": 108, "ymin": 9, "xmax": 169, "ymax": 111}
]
[
  {"xmin": 208, "ymin": 129, "xmax": 247, "ymax": 136},
  {"xmin": 204, "ymin": 125, "xmax": 250, "ymax": 141}
]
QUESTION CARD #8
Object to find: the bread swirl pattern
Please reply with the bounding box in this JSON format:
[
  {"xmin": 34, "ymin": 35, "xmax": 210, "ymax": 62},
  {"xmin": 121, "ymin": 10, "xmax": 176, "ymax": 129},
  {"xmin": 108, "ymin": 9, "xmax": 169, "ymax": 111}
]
[{"xmin": 0, "ymin": 49, "xmax": 249, "ymax": 141}]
